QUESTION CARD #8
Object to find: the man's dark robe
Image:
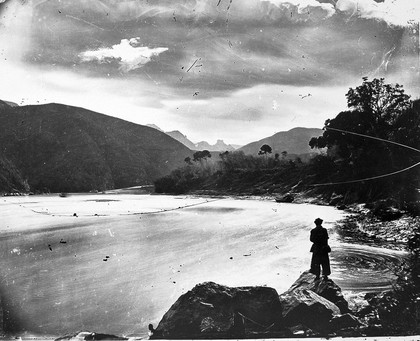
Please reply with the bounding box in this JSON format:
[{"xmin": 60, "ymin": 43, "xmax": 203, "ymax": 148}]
[{"xmin": 310, "ymin": 225, "xmax": 331, "ymax": 277}]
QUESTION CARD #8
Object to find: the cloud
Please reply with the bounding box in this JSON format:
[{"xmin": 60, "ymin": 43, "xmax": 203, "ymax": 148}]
[
  {"xmin": 264, "ymin": 0, "xmax": 336, "ymax": 18},
  {"xmin": 79, "ymin": 37, "xmax": 168, "ymax": 72},
  {"xmin": 336, "ymin": 0, "xmax": 420, "ymax": 27}
]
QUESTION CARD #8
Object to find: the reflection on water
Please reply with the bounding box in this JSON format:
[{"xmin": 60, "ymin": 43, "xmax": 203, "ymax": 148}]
[{"xmin": 0, "ymin": 195, "xmax": 407, "ymax": 337}]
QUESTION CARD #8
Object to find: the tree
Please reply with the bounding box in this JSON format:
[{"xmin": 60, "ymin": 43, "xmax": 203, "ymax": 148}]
[
  {"xmin": 281, "ymin": 151, "xmax": 288, "ymax": 159},
  {"xmin": 309, "ymin": 77, "xmax": 416, "ymax": 203},
  {"xmin": 184, "ymin": 156, "xmax": 192, "ymax": 165},
  {"xmin": 310, "ymin": 78, "xmax": 412, "ymax": 155},
  {"xmin": 193, "ymin": 150, "xmax": 212, "ymax": 162},
  {"xmin": 346, "ymin": 77, "xmax": 411, "ymax": 126},
  {"xmin": 258, "ymin": 144, "xmax": 272, "ymax": 156}
]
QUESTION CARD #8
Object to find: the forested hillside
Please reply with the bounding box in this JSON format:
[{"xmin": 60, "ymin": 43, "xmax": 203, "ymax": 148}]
[{"xmin": 0, "ymin": 102, "xmax": 192, "ymax": 193}]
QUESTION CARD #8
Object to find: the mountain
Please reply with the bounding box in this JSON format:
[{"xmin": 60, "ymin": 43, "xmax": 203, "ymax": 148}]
[
  {"xmin": 146, "ymin": 124, "xmax": 163, "ymax": 132},
  {"xmin": 166, "ymin": 131, "xmax": 237, "ymax": 152},
  {"xmin": 0, "ymin": 102, "xmax": 192, "ymax": 193},
  {"xmin": 239, "ymin": 127, "xmax": 324, "ymax": 156},
  {"xmin": 195, "ymin": 140, "xmax": 236, "ymax": 152},
  {"xmin": 166, "ymin": 131, "xmax": 197, "ymax": 150}
]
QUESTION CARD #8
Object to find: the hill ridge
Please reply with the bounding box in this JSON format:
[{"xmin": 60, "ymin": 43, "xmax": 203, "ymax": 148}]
[
  {"xmin": 0, "ymin": 101, "xmax": 192, "ymax": 193},
  {"xmin": 239, "ymin": 127, "xmax": 323, "ymax": 155}
]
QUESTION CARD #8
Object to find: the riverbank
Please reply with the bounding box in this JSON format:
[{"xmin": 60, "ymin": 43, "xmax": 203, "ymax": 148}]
[
  {"xmin": 2, "ymin": 192, "xmax": 417, "ymax": 337},
  {"xmin": 188, "ymin": 189, "xmax": 418, "ymax": 251},
  {"xmin": 336, "ymin": 205, "xmax": 419, "ymax": 252}
]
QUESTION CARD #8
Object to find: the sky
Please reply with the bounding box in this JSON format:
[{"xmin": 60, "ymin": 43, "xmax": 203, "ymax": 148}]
[{"xmin": 0, "ymin": 0, "xmax": 419, "ymax": 145}]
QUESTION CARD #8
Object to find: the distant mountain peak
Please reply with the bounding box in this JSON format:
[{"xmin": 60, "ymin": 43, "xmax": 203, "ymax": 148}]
[
  {"xmin": 146, "ymin": 124, "xmax": 163, "ymax": 132},
  {"xmin": 165, "ymin": 130, "xmax": 196, "ymax": 150},
  {"xmin": 165, "ymin": 131, "xmax": 237, "ymax": 151},
  {"xmin": 195, "ymin": 139, "xmax": 236, "ymax": 152},
  {"xmin": 167, "ymin": 130, "xmax": 187, "ymax": 137}
]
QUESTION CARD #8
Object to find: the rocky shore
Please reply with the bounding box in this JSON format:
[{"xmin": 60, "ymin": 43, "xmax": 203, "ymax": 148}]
[
  {"xmin": 147, "ymin": 270, "xmax": 388, "ymax": 339},
  {"xmin": 337, "ymin": 206, "xmax": 419, "ymax": 251}
]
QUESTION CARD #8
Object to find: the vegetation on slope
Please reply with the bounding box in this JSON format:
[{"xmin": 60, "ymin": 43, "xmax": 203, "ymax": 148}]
[
  {"xmin": 156, "ymin": 78, "xmax": 420, "ymax": 208},
  {"xmin": 0, "ymin": 154, "xmax": 29, "ymax": 193},
  {"xmin": 0, "ymin": 102, "xmax": 192, "ymax": 193}
]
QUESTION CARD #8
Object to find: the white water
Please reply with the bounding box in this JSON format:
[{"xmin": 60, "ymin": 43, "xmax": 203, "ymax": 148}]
[{"xmin": 0, "ymin": 194, "xmax": 407, "ymax": 338}]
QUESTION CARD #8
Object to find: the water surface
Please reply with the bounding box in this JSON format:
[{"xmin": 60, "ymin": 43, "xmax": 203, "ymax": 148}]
[{"xmin": 0, "ymin": 194, "xmax": 406, "ymax": 337}]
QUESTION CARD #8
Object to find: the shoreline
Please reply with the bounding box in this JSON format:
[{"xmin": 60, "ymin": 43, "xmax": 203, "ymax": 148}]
[
  {"xmin": 186, "ymin": 190, "xmax": 418, "ymax": 252},
  {"xmin": 1, "ymin": 192, "xmax": 417, "ymax": 339}
]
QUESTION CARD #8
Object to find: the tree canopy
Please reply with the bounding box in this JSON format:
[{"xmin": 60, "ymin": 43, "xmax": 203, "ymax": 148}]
[
  {"xmin": 309, "ymin": 77, "xmax": 418, "ymax": 202},
  {"xmin": 258, "ymin": 144, "xmax": 272, "ymax": 156},
  {"xmin": 346, "ymin": 77, "xmax": 411, "ymax": 126},
  {"xmin": 193, "ymin": 150, "xmax": 212, "ymax": 162}
]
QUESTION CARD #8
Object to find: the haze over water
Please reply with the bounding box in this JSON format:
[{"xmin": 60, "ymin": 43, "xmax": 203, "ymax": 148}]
[{"xmin": 0, "ymin": 194, "xmax": 407, "ymax": 338}]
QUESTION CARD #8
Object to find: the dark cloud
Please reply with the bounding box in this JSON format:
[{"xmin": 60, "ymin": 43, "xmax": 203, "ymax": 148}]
[{"xmin": 23, "ymin": 0, "xmax": 419, "ymax": 101}]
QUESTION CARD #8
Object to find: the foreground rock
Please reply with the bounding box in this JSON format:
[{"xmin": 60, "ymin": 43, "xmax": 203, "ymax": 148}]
[
  {"xmin": 283, "ymin": 270, "xmax": 350, "ymax": 313},
  {"xmin": 280, "ymin": 287, "xmax": 340, "ymax": 334},
  {"xmin": 150, "ymin": 271, "xmax": 364, "ymax": 339},
  {"xmin": 150, "ymin": 282, "xmax": 285, "ymax": 339},
  {"xmin": 279, "ymin": 271, "xmax": 361, "ymax": 336}
]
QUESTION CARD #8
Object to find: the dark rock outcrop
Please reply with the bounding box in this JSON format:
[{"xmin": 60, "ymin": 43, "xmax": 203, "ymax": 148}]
[
  {"xmin": 151, "ymin": 271, "xmax": 365, "ymax": 339},
  {"xmin": 329, "ymin": 313, "xmax": 362, "ymax": 332},
  {"xmin": 280, "ymin": 288, "xmax": 340, "ymax": 333},
  {"xmin": 284, "ymin": 270, "xmax": 350, "ymax": 313},
  {"xmin": 275, "ymin": 193, "xmax": 294, "ymax": 203},
  {"xmin": 279, "ymin": 271, "xmax": 362, "ymax": 335},
  {"xmin": 150, "ymin": 281, "xmax": 284, "ymax": 339}
]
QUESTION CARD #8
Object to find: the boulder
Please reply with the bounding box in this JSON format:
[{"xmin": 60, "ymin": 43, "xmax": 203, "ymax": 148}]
[
  {"xmin": 275, "ymin": 193, "xmax": 294, "ymax": 203},
  {"xmin": 280, "ymin": 288, "xmax": 340, "ymax": 333},
  {"xmin": 329, "ymin": 313, "xmax": 363, "ymax": 331},
  {"xmin": 151, "ymin": 281, "xmax": 283, "ymax": 339},
  {"xmin": 284, "ymin": 270, "xmax": 350, "ymax": 313}
]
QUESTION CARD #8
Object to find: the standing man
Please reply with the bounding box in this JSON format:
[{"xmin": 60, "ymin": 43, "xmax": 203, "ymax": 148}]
[{"xmin": 309, "ymin": 218, "xmax": 331, "ymax": 279}]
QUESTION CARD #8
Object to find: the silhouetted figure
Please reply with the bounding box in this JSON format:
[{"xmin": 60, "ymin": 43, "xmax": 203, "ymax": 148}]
[{"xmin": 309, "ymin": 218, "xmax": 331, "ymax": 279}]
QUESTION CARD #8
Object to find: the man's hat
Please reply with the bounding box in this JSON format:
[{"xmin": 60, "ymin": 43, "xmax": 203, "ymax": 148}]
[{"xmin": 314, "ymin": 218, "xmax": 323, "ymax": 225}]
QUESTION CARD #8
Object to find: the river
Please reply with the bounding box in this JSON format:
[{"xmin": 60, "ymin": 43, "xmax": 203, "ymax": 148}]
[{"xmin": 0, "ymin": 194, "xmax": 407, "ymax": 338}]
